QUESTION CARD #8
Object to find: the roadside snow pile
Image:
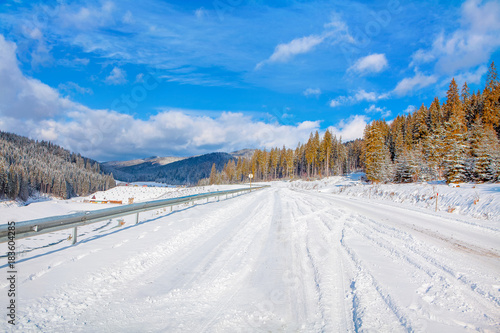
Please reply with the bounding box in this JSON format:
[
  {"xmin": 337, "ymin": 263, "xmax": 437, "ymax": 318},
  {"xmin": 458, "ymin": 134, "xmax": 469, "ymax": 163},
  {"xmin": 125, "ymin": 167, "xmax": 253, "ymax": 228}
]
[
  {"xmin": 287, "ymin": 175, "xmax": 500, "ymax": 222},
  {"xmin": 285, "ymin": 172, "xmax": 364, "ymax": 190},
  {"xmin": 90, "ymin": 183, "xmax": 249, "ymax": 203},
  {"xmin": 90, "ymin": 185, "xmax": 179, "ymax": 203}
]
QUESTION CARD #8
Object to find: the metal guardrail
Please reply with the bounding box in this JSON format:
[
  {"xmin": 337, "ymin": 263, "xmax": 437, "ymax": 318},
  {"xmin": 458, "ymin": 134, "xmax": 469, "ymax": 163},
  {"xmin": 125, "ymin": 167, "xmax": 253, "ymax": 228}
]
[{"xmin": 0, "ymin": 186, "xmax": 269, "ymax": 244}]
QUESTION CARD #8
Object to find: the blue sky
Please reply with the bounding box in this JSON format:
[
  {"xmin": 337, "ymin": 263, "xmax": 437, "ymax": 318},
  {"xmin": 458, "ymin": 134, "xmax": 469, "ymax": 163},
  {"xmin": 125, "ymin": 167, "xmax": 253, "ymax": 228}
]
[{"xmin": 0, "ymin": 0, "xmax": 499, "ymax": 161}]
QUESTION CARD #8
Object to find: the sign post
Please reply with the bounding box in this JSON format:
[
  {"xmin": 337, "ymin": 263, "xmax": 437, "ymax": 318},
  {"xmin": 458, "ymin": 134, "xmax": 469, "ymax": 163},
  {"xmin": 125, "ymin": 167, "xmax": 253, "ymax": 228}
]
[{"xmin": 249, "ymin": 174, "xmax": 253, "ymax": 190}]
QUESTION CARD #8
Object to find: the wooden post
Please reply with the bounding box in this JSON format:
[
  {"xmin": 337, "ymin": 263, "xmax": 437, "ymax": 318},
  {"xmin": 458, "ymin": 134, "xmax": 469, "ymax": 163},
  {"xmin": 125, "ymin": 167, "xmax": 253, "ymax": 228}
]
[
  {"xmin": 435, "ymin": 193, "xmax": 439, "ymax": 212},
  {"xmin": 136, "ymin": 212, "xmax": 139, "ymax": 224},
  {"xmin": 72, "ymin": 227, "xmax": 77, "ymax": 245}
]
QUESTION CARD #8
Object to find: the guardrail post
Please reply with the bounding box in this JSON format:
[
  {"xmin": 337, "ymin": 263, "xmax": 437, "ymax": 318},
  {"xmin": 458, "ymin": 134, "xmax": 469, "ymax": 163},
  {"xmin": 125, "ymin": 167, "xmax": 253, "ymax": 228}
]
[
  {"xmin": 135, "ymin": 212, "xmax": 139, "ymax": 224},
  {"xmin": 72, "ymin": 227, "xmax": 77, "ymax": 245}
]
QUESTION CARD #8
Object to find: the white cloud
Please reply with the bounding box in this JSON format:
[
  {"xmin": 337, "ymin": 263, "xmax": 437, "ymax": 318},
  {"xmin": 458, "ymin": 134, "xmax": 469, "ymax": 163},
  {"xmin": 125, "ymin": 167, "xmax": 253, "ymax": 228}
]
[
  {"xmin": 105, "ymin": 67, "xmax": 127, "ymax": 85},
  {"xmin": 365, "ymin": 104, "xmax": 391, "ymax": 118},
  {"xmin": 195, "ymin": 7, "xmax": 208, "ymax": 19},
  {"xmin": 58, "ymin": 81, "xmax": 93, "ymax": 95},
  {"xmin": 449, "ymin": 65, "xmax": 487, "ymax": 87},
  {"xmin": 20, "ymin": 24, "xmax": 52, "ymax": 67},
  {"xmin": 303, "ymin": 88, "xmax": 321, "ymax": 97},
  {"xmin": 3, "ymin": 109, "xmax": 321, "ymax": 161},
  {"xmin": 355, "ymin": 90, "xmax": 377, "ymax": 101},
  {"xmin": 122, "ymin": 10, "xmax": 133, "ymax": 24},
  {"xmin": 256, "ymin": 35, "xmax": 324, "ymax": 69},
  {"xmin": 135, "ymin": 73, "xmax": 144, "ymax": 83},
  {"xmin": 329, "ymin": 89, "xmax": 389, "ymax": 107},
  {"xmin": 393, "ymin": 71, "xmax": 438, "ymax": 96},
  {"xmin": 257, "ymin": 15, "xmax": 354, "ymax": 69},
  {"xmin": 269, "ymin": 35, "xmax": 324, "ymax": 62},
  {"xmin": 403, "ymin": 105, "xmax": 416, "ymax": 114},
  {"xmin": 0, "ymin": 35, "xmax": 80, "ymax": 120},
  {"xmin": 329, "ymin": 96, "xmax": 349, "ymax": 108},
  {"xmin": 328, "ymin": 115, "xmax": 368, "ymax": 142},
  {"xmin": 60, "ymin": 2, "xmax": 116, "ymax": 31},
  {"xmin": 348, "ymin": 53, "xmax": 388, "ymax": 75},
  {"xmin": 410, "ymin": 0, "xmax": 500, "ymax": 74}
]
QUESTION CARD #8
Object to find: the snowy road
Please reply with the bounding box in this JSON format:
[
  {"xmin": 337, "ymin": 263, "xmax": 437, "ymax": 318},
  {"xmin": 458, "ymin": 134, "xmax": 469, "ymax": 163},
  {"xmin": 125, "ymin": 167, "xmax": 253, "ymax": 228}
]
[{"xmin": 2, "ymin": 186, "xmax": 499, "ymax": 332}]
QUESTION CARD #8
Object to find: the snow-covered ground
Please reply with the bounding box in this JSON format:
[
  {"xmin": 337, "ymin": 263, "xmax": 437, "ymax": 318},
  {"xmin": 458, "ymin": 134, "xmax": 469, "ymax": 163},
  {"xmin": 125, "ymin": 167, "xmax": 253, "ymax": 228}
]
[{"xmin": 1, "ymin": 178, "xmax": 499, "ymax": 332}]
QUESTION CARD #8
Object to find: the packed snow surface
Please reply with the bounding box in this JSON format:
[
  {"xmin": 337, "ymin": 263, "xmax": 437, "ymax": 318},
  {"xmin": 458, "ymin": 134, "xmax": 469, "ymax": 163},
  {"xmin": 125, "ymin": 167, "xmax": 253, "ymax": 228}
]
[{"xmin": 1, "ymin": 178, "xmax": 499, "ymax": 332}]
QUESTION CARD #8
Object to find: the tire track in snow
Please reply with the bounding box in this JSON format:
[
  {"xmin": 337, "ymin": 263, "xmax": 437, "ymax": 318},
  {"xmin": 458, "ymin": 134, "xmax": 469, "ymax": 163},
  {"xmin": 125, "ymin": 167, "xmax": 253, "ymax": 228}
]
[
  {"xmin": 302, "ymin": 189, "xmax": 500, "ymax": 332},
  {"xmin": 299, "ymin": 191, "xmax": 425, "ymax": 332},
  {"xmin": 299, "ymin": 192, "xmax": 406, "ymax": 332},
  {"xmin": 355, "ymin": 214, "xmax": 500, "ymax": 308},
  {"xmin": 281, "ymin": 189, "xmax": 354, "ymax": 332},
  {"xmin": 343, "ymin": 214, "xmax": 500, "ymax": 330}
]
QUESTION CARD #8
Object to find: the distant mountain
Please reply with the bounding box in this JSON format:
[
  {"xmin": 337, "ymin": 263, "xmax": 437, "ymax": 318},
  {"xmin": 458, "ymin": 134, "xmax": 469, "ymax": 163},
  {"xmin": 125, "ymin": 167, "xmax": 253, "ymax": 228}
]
[
  {"xmin": 101, "ymin": 152, "xmax": 237, "ymax": 185},
  {"xmin": 104, "ymin": 156, "xmax": 187, "ymax": 168},
  {"xmin": 230, "ymin": 149, "xmax": 255, "ymax": 160}
]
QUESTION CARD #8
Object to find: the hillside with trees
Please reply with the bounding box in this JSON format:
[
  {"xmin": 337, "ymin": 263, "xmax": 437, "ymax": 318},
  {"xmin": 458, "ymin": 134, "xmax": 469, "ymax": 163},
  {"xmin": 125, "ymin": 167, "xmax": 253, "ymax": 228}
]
[
  {"xmin": 0, "ymin": 131, "xmax": 116, "ymax": 200},
  {"xmin": 207, "ymin": 62, "xmax": 500, "ymax": 185}
]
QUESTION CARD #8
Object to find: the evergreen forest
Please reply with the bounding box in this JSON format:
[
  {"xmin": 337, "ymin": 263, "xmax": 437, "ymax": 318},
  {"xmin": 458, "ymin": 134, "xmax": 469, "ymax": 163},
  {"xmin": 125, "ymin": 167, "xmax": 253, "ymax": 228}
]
[{"xmin": 0, "ymin": 131, "xmax": 116, "ymax": 200}]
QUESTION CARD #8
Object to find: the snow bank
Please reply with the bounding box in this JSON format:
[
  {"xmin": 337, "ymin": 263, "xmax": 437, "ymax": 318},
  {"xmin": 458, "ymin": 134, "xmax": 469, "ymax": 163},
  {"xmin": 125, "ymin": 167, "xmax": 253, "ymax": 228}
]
[{"xmin": 283, "ymin": 175, "xmax": 500, "ymax": 222}]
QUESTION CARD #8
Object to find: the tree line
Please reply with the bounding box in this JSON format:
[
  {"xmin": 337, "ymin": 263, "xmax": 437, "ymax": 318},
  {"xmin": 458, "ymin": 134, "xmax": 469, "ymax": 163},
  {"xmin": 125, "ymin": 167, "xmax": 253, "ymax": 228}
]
[
  {"xmin": 201, "ymin": 137, "xmax": 363, "ymax": 185},
  {"xmin": 204, "ymin": 62, "xmax": 499, "ymax": 185},
  {"xmin": 0, "ymin": 131, "xmax": 116, "ymax": 200},
  {"xmin": 364, "ymin": 62, "xmax": 500, "ymax": 183}
]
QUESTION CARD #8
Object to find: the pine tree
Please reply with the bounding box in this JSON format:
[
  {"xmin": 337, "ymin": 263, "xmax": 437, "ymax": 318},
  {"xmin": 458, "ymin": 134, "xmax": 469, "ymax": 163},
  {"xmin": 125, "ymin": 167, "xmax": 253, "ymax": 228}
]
[
  {"xmin": 305, "ymin": 133, "xmax": 315, "ymax": 177},
  {"xmin": 209, "ymin": 163, "xmax": 217, "ymax": 185},
  {"xmin": 312, "ymin": 131, "xmax": 321, "ymax": 176},
  {"xmin": 482, "ymin": 62, "xmax": 500, "ymax": 133},
  {"xmin": 363, "ymin": 121, "xmax": 392, "ymax": 182},
  {"xmin": 413, "ymin": 104, "xmax": 429, "ymax": 142},
  {"xmin": 270, "ymin": 148, "xmax": 279, "ymax": 179},
  {"xmin": 394, "ymin": 152, "xmax": 414, "ymax": 183},
  {"xmin": 429, "ymin": 97, "xmax": 443, "ymax": 128},
  {"xmin": 445, "ymin": 78, "xmax": 465, "ymax": 124},
  {"xmin": 470, "ymin": 117, "xmax": 500, "ymax": 182},
  {"xmin": 462, "ymin": 82, "xmax": 475, "ymax": 128},
  {"xmin": 444, "ymin": 118, "xmax": 468, "ymax": 183},
  {"xmin": 0, "ymin": 157, "xmax": 7, "ymax": 195},
  {"xmin": 286, "ymin": 148, "xmax": 294, "ymax": 178},
  {"xmin": 320, "ymin": 129, "xmax": 333, "ymax": 177},
  {"xmin": 258, "ymin": 149, "xmax": 269, "ymax": 180}
]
